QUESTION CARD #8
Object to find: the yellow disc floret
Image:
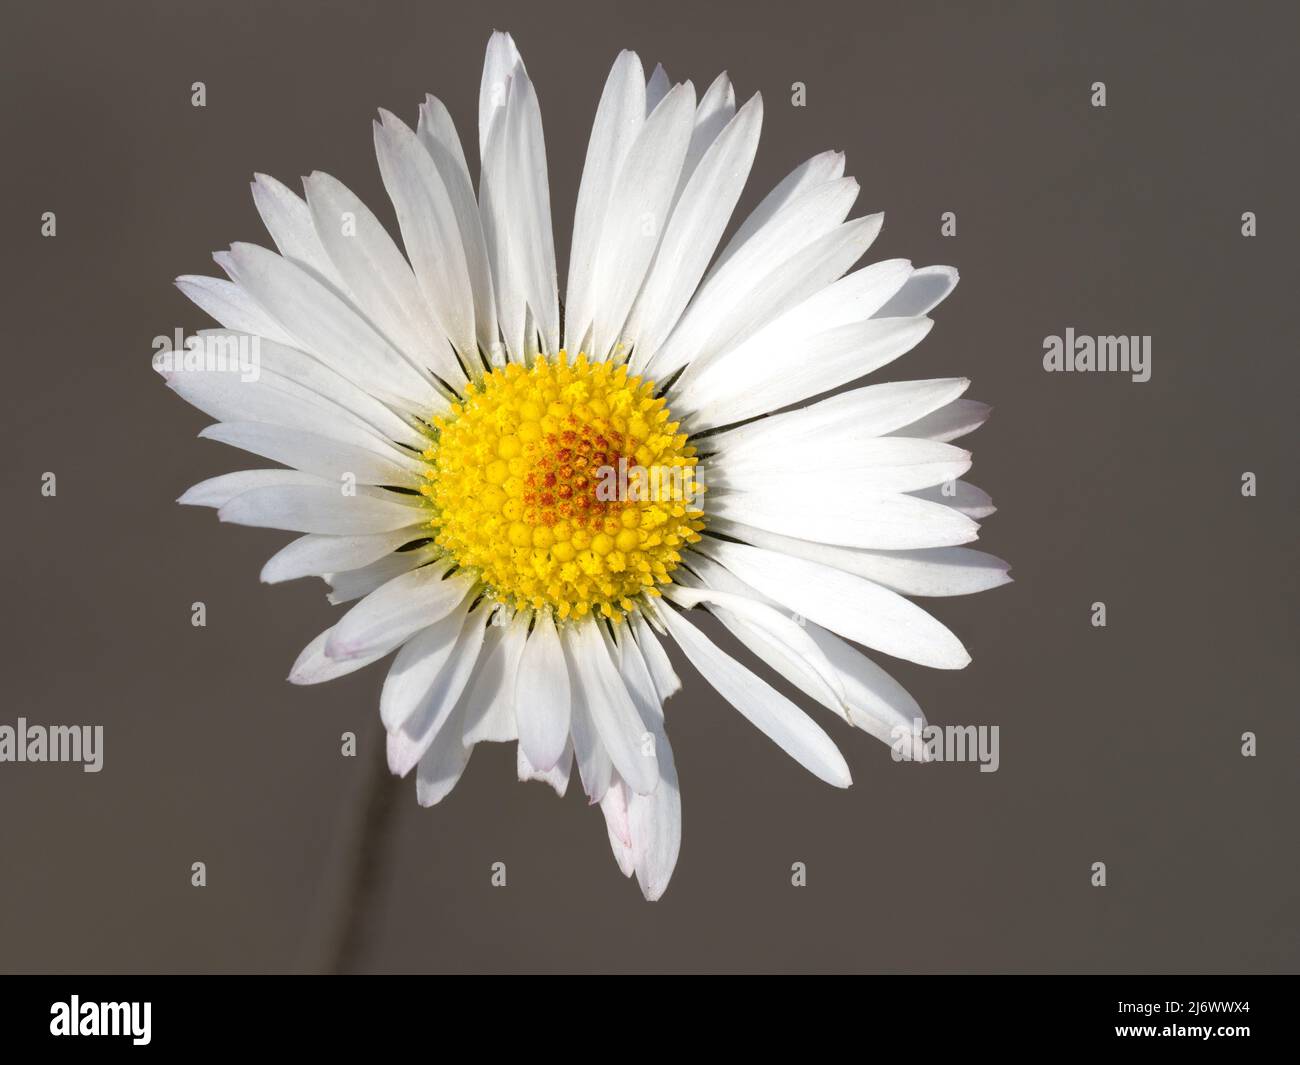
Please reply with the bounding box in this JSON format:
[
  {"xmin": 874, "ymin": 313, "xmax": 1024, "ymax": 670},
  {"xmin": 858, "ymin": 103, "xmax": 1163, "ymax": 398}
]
[{"xmin": 422, "ymin": 353, "xmax": 705, "ymax": 620}]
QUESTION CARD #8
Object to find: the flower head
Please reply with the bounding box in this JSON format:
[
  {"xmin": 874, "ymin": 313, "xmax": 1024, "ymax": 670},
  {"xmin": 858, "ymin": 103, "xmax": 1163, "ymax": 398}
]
[{"xmin": 163, "ymin": 31, "xmax": 1009, "ymax": 900}]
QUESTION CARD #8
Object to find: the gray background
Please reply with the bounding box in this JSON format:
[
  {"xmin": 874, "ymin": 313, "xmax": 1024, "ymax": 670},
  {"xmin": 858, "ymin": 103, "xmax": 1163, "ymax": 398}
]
[{"xmin": 1, "ymin": 0, "xmax": 1296, "ymax": 973}]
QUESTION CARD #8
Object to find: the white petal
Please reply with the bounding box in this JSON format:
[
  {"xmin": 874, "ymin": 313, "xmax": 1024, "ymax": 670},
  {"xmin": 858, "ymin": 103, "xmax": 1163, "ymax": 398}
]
[
  {"xmin": 665, "ymin": 574, "xmax": 847, "ymax": 702},
  {"xmin": 174, "ymin": 275, "xmax": 297, "ymax": 347},
  {"xmin": 665, "ymin": 579, "xmax": 847, "ymax": 723},
  {"xmin": 224, "ymin": 242, "xmax": 437, "ymax": 413},
  {"xmin": 241, "ymin": 333, "xmax": 430, "ymax": 449},
  {"xmin": 677, "ymin": 258, "xmax": 911, "ymax": 397},
  {"xmin": 250, "ymin": 173, "xmax": 347, "ymax": 290},
  {"xmin": 874, "ymin": 264, "xmax": 959, "ymax": 318},
  {"xmin": 892, "ymin": 398, "xmax": 993, "ymax": 442},
  {"xmin": 708, "ymin": 520, "xmax": 1011, "ymax": 597},
  {"xmin": 373, "ymin": 113, "xmax": 478, "ymax": 367},
  {"xmin": 630, "ymin": 611, "xmax": 680, "ymax": 701},
  {"xmin": 712, "ymin": 438, "xmax": 972, "ymax": 495},
  {"xmin": 684, "ymin": 316, "xmax": 935, "ymax": 431},
  {"xmin": 611, "ymin": 623, "xmax": 659, "ymax": 721},
  {"xmin": 325, "ymin": 546, "xmax": 438, "ymax": 605},
  {"xmin": 303, "ymin": 171, "xmax": 463, "ymax": 388},
  {"xmin": 561, "ymin": 626, "xmax": 614, "ymax": 801},
  {"xmin": 199, "ymin": 422, "xmax": 423, "ymax": 488},
  {"xmin": 461, "ymin": 615, "xmax": 526, "ymax": 744},
  {"xmin": 806, "ymin": 623, "xmax": 928, "ymax": 744},
  {"xmin": 709, "ymin": 484, "xmax": 979, "ymax": 550},
  {"xmin": 514, "ymin": 611, "xmax": 571, "ymax": 771},
  {"xmin": 288, "ymin": 626, "xmax": 388, "ymax": 685},
  {"xmin": 678, "ymin": 72, "xmax": 736, "ymax": 192},
  {"xmin": 417, "ymin": 96, "xmax": 500, "ymax": 357},
  {"xmin": 629, "ymin": 745, "xmax": 681, "ymax": 901},
  {"xmin": 164, "ymin": 356, "xmax": 403, "ymax": 455},
  {"xmin": 600, "ymin": 779, "xmax": 636, "ymax": 875},
  {"xmin": 645, "ymin": 63, "xmax": 670, "ymax": 112},
  {"xmin": 643, "ymin": 172, "xmax": 861, "ymax": 376},
  {"xmin": 620, "ymin": 93, "xmax": 763, "ymax": 360},
  {"xmin": 680, "ymin": 551, "xmax": 928, "ymax": 746},
  {"xmin": 261, "ymin": 527, "xmax": 427, "ymax": 584},
  {"xmin": 709, "ymin": 377, "xmax": 970, "ymax": 454},
  {"xmin": 699, "ymin": 539, "xmax": 971, "ymax": 669},
  {"xmin": 610, "ymin": 626, "xmax": 682, "ymax": 899},
  {"xmin": 564, "ymin": 50, "xmax": 647, "ymax": 352},
  {"xmin": 518, "ymin": 741, "xmax": 573, "ymax": 796},
  {"xmin": 478, "ymin": 31, "xmax": 523, "ymax": 160},
  {"xmin": 911, "ymin": 480, "xmax": 996, "ymax": 519},
  {"xmin": 478, "ymin": 111, "xmax": 524, "ymax": 363},
  {"xmin": 414, "ymin": 693, "xmax": 474, "ymax": 807},
  {"xmin": 380, "ymin": 596, "xmax": 474, "ymax": 730},
  {"xmin": 502, "ymin": 70, "xmax": 560, "ymax": 354},
  {"xmin": 607, "ymin": 808, "xmax": 638, "ymax": 880},
  {"xmin": 325, "ymin": 562, "xmax": 473, "ymax": 661},
  {"xmin": 218, "ymin": 484, "xmax": 426, "ymax": 534},
  {"xmin": 565, "ymin": 623, "xmax": 658, "ymax": 795},
  {"xmin": 586, "ymin": 81, "xmax": 698, "ymax": 359},
  {"xmin": 711, "ymin": 150, "xmax": 845, "ymax": 272},
  {"xmin": 479, "ymin": 61, "xmax": 559, "ymax": 359},
  {"xmin": 178, "ymin": 469, "xmax": 324, "ymax": 508},
  {"xmin": 654, "ymin": 602, "xmax": 851, "ymax": 786},
  {"xmin": 389, "ymin": 605, "xmax": 488, "ymax": 777},
  {"xmin": 649, "ymin": 210, "xmax": 881, "ymax": 382},
  {"xmin": 702, "ymin": 605, "xmax": 847, "ymax": 725}
]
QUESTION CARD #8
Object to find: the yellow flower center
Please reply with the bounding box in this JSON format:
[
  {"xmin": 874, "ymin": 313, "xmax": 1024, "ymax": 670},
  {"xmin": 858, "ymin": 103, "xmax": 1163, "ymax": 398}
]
[{"xmin": 421, "ymin": 353, "xmax": 705, "ymax": 620}]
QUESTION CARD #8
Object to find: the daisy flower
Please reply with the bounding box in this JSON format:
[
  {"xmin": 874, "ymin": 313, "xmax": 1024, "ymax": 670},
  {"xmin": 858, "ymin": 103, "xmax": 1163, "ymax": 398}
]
[{"xmin": 162, "ymin": 31, "xmax": 1009, "ymax": 900}]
